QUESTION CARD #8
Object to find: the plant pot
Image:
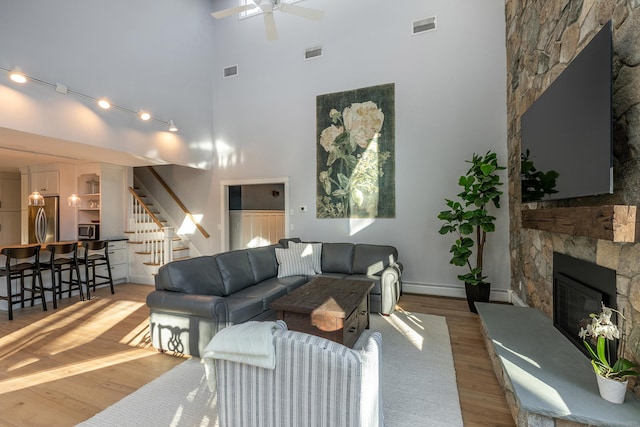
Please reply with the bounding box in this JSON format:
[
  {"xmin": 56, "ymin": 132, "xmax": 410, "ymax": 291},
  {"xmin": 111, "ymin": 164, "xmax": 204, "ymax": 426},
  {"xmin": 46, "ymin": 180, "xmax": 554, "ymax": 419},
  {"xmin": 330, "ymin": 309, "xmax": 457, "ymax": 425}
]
[
  {"xmin": 595, "ymin": 374, "xmax": 628, "ymax": 404},
  {"xmin": 465, "ymin": 282, "xmax": 490, "ymax": 313}
]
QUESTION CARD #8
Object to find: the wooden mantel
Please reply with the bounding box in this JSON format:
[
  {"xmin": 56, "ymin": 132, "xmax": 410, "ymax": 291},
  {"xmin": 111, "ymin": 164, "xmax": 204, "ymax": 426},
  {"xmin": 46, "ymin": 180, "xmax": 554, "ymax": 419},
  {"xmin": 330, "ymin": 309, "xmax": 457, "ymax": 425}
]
[{"xmin": 521, "ymin": 205, "xmax": 639, "ymax": 243}]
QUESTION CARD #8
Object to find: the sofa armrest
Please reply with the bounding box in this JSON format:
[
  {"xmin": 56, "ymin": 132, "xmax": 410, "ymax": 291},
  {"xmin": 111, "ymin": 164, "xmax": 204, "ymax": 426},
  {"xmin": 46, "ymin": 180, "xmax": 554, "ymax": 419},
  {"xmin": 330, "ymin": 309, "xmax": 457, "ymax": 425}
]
[
  {"xmin": 378, "ymin": 264, "xmax": 402, "ymax": 314},
  {"xmin": 146, "ymin": 290, "xmax": 229, "ymax": 320}
]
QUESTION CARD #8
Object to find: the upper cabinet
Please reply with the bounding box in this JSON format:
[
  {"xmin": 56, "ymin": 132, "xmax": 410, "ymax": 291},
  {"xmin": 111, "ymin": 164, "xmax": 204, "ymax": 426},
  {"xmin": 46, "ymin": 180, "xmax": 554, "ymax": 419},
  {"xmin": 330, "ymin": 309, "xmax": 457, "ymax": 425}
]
[
  {"xmin": 0, "ymin": 176, "xmax": 21, "ymax": 211},
  {"xmin": 31, "ymin": 170, "xmax": 60, "ymax": 195}
]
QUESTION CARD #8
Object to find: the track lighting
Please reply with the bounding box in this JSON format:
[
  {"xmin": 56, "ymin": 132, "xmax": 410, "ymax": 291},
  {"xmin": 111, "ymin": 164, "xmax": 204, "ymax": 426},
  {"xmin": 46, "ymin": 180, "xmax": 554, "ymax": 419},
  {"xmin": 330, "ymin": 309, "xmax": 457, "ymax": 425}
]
[
  {"xmin": 1, "ymin": 65, "xmax": 179, "ymax": 132},
  {"xmin": 98, "ymin": 98, "xmax": 111, "ymax": 109},
  {"xmin": 9, "ymin": 67, "xmax": 27, "ymax": 84}
]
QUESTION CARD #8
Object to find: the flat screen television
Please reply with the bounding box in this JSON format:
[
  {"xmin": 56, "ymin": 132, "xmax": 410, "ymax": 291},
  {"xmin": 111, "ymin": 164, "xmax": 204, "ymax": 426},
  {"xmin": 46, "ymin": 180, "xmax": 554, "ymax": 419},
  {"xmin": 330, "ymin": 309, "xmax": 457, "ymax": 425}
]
[{"xmin": 521, "ymin": 20, "xmax": 613, "ymax": 202}]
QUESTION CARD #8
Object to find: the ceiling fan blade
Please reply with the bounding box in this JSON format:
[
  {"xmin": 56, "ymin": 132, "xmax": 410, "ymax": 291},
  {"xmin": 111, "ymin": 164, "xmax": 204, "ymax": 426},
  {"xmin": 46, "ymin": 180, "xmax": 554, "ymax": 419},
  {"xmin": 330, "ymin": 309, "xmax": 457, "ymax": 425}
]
[
  {"xmin": 264, "ymin": 12, "xmax": 278, "ymax": 41},
  {"xmin": 278, "ymin": 3, "xmax": 324, "ymax": 20},
  {"xmin": 211, "ymin": 4, "xmax": 256, "ymax": 19}
]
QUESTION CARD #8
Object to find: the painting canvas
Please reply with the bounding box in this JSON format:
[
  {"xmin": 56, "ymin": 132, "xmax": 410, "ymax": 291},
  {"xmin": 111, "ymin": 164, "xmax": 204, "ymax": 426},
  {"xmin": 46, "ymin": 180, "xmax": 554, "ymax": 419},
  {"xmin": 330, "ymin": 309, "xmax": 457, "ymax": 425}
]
[{"xmin": 316, "ymin": 83, "xmax": 395, "ymax": 218}]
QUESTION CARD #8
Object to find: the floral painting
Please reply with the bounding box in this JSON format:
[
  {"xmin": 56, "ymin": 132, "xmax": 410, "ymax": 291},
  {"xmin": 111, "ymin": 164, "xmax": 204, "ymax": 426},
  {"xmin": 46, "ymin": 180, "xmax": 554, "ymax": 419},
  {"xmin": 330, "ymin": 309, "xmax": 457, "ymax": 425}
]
[{"xmin": 316, "ymin": 83, "xmax": 395, "ymax": 218}]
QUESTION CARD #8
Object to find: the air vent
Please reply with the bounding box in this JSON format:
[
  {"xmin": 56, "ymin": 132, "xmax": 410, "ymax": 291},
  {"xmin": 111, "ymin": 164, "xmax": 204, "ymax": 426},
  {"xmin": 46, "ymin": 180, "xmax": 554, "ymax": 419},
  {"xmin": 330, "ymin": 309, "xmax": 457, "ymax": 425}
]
[
  {"xmin": 412, "ymin": 16, "xmax": 436, "ymax": 35},
  {"xmin": 304, "ymin": 46, "xmax": 323, "ymax": 60},
  {"xmin": 223, "ymin": 65, "xmax": 238, "ymax": 78}
]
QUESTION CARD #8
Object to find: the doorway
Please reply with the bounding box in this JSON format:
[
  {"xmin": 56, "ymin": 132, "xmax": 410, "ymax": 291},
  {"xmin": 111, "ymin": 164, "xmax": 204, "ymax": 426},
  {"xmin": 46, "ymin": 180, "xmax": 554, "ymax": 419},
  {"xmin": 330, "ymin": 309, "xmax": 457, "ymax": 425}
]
[{"xmin": 220, "ymin": 178, "xmax": 289, "ymax": 252}]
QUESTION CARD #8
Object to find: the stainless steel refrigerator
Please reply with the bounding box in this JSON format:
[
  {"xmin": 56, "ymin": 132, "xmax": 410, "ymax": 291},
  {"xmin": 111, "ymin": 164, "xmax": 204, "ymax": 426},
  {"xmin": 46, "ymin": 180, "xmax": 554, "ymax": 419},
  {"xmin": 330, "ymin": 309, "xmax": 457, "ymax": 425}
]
[{"xmin": 28, "ymin": 196, "xmax": 59, "ymax": 244}]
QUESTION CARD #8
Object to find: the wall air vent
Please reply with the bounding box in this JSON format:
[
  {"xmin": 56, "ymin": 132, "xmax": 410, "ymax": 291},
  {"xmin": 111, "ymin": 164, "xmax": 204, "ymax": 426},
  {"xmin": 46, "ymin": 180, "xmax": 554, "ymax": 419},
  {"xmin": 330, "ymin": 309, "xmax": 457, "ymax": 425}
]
[
  {"xmin": 412, "ymin": 16, "xmax": 436, "ymax": 35},
  {"xmin": 223, "ymin": 65, "xmax": 238, "ymax": 78},
  {"xmin": 304, "ymin": 46, "xmax": 323, "ymax": 60}
]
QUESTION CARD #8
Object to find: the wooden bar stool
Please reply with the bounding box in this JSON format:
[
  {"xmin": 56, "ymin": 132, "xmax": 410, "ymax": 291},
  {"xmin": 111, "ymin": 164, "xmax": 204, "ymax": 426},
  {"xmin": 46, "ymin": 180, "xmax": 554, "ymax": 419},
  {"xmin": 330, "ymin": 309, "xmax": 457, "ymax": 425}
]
[
  {"xmin": 0, "ymin": 245, "xmax": 47, "ymax": 320},
  {"xmin": 80, "ymin": 240, "xmax": 114, "ymax": 300},
  {"xmin": 42, "ymin": 242, "xmax": 83, "ymax": 308}
]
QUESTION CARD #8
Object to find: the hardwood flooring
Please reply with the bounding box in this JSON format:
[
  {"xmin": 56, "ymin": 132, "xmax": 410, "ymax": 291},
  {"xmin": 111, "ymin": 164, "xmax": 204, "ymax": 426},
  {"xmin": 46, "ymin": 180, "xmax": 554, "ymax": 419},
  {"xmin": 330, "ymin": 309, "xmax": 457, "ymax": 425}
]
[{"xmin": 0, "ymin": 284, "xmax": 515, "ymax": 427}]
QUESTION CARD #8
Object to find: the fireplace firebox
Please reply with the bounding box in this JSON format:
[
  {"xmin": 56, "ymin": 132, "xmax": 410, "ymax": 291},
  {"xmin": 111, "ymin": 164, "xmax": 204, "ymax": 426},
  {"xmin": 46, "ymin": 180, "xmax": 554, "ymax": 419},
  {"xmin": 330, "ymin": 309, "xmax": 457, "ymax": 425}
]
[{"xmin": 553, "ymin": 252, "xmax": 617, "ymax": 360}]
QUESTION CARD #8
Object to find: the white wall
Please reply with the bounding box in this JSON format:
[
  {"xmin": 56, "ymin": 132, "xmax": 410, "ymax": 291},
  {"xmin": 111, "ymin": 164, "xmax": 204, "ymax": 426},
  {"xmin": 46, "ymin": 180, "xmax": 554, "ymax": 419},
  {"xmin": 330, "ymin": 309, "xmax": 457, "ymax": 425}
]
[
  {"xmin": 1, "ymin": 0, "xmax": 510, "ymax": 294},
  {"xmin": 202, "ymin": 0, "xmax": 510, "ymax": 292},
  {"xmin": 0, "ymin": 0, "xmax": 215, "ymax": 168}
]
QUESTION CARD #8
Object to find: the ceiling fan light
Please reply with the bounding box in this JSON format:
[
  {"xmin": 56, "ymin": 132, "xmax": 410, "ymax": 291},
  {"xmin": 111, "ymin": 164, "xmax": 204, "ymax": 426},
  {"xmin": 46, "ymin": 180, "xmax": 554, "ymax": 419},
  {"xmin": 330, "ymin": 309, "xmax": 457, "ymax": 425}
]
[{"xmin": 9, "ymin": 67, "xmax": 27, "ymax": 84}]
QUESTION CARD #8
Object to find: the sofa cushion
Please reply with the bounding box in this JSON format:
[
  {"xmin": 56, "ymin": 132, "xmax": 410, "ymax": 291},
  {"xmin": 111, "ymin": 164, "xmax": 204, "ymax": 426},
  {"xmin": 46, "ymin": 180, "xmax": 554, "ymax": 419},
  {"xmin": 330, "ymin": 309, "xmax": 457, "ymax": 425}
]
[
  {"xmin": 224, "ymin": 296, "xmax": 265, "ymax": 324},
  {"xmin": 155, "ymin": 256, "xmax": 225, "ymax": 296},
  {"xmin": 289, "ymin": 241, "xmax": 323, "ymax": 274},
  {"xmin": 275, "ymin": 247, "xmax": 316, "ymax": 277},
  {"xmin": 352, "ymin": 244, "xmax": 399, "ymax": 275},
  {"xmin": 233, "ymin": 281, "xmax": 288, "ymax": 311},
  {"xmin": 321, "ymin": 243, "xmax": 354, "ymax": 274},
  {"xmin": 278, "ymin": 237, "xmax": 301, "ymax": 248},
  {"xmin": 247, "ymin": 245, "xmax": 279, "ymax": 283},
  {"xmin": 215, "ymin": 250, "xmax": 257, "ymax": 295}
]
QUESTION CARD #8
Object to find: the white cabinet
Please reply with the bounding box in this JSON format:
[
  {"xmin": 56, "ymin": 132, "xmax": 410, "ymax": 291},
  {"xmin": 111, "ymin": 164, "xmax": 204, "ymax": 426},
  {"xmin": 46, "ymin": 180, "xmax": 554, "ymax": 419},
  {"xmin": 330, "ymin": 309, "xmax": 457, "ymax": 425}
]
[
  {"xmin": 0, "ymin": 178, "xmax": 20, "ymax": 211},
  {"xmin": 0, "ymin": 211, "xmax": 21, "ymax": 245},
  {"xmin": 102, "ymin": 240, "xmax": 128, "ymax": 284},
  {"xmin": 31, "ymin": 170, "xmax": 59, "ymax": 195}
]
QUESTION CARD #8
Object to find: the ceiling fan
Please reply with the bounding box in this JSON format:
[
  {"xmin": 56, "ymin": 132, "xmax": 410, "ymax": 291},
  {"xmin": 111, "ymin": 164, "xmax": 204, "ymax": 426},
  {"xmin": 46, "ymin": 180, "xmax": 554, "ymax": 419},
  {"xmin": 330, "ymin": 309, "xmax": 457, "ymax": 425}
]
[{"xmin": 211, "ymin": 0, "xmax": 324, "ymax": 41}]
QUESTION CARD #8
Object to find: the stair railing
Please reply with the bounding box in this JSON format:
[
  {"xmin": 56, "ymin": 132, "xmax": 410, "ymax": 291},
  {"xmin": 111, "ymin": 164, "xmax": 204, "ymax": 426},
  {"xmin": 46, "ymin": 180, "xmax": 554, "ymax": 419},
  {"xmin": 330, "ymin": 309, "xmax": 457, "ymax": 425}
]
[
  {"xmin": 128, "ymin": 187, "xmax": 174, "ymax": 265},
  {"xmin": 146, "ymin": 166, "xmax": 210, "ymax": 238}
]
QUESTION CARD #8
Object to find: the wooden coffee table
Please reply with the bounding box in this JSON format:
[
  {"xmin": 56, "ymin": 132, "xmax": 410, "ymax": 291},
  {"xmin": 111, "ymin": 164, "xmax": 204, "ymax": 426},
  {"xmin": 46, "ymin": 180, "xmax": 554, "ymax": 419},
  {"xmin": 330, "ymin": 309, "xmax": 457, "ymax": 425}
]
[{"xmin": 270, "ymin": 277, "xmax": 374, "ymax": 348}]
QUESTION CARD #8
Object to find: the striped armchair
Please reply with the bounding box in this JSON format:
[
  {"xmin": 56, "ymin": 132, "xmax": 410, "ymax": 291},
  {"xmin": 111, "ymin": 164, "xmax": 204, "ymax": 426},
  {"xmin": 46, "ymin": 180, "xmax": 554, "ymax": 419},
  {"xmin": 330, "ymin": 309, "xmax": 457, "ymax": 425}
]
[{"xmin": 215, "ymin": 329, "xmax": 383, "ymax": 427}]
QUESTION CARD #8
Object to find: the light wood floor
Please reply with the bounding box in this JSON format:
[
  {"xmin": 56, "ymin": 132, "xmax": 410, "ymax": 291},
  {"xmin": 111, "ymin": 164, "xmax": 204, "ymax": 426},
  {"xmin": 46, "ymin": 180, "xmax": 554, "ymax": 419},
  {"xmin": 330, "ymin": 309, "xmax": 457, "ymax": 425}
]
[{"xmin": 0, "ymin": 284, "xmax": 515, "ymax": 427}]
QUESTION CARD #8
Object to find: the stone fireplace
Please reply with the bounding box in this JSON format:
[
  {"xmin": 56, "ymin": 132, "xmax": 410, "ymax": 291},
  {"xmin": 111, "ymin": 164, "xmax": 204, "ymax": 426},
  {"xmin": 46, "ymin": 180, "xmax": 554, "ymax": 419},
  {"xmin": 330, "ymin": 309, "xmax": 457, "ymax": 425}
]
[{"xmin": 506, "ymin": 1, "xmax": 640, "ymax": 397}]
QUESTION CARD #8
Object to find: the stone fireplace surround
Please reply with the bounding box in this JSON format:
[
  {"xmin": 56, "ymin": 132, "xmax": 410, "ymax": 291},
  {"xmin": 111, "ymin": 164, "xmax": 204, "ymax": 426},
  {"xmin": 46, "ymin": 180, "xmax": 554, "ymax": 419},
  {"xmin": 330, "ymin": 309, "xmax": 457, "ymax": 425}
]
[{"xmin": 506, "ymin": 0, "xmax": 640, "ymax": 401}]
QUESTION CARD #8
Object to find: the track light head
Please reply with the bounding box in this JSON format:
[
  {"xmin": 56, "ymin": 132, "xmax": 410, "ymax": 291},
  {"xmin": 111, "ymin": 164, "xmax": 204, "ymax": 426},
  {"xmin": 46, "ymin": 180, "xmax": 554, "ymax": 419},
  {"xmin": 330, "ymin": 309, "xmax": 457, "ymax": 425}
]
[
  {"xmin": 139, "ymin": 111, "xmax": 151, "ymax": 121},
  {"xmin": 168, "ymin": 120, "xmax": 178, "ymax": 132},
  {"xmin": 98, "ymin": 98, "xmax": 111, "ymax": 109},
  {"xmin": 9, "ymin": 67, "xmax": 27, "ymax": 84}
]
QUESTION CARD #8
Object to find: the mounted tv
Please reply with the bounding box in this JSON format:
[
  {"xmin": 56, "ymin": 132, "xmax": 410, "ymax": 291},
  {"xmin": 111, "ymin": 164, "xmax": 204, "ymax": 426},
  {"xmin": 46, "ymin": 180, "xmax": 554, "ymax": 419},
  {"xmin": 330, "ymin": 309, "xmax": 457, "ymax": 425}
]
[{"xmin": 521, "ymin": 20, "xmax": 613, "ymax": 202}]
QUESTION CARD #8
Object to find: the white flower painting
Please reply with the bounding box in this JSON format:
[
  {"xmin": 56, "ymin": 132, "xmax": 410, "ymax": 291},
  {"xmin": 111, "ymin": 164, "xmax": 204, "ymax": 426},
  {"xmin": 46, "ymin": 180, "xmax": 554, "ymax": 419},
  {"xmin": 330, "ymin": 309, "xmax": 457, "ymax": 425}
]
[{"xmin": 316, "ymin": 84, "xmax": 395, "ymax": 219}]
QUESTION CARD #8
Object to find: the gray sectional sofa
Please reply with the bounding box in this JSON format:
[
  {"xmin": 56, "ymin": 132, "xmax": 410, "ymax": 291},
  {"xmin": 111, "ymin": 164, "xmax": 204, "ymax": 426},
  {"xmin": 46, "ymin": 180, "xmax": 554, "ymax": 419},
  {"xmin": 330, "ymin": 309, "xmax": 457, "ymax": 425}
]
[{"xmin": 146, "ymin": 238, "xmax": 402, "ymax": 357}]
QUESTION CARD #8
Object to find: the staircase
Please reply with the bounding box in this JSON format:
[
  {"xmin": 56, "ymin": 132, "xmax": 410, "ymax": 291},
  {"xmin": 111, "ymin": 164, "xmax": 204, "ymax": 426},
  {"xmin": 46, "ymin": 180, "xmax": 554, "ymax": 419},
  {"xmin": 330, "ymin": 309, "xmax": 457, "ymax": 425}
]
[{"xmin": 126, "ymin": 180, "xmax": 191, "ymax": 284}]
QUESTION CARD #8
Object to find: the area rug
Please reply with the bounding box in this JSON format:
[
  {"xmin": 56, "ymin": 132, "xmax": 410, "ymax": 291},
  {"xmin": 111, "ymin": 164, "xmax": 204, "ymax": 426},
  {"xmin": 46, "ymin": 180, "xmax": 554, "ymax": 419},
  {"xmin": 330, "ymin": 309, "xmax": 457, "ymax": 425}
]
[{"xmin": 77, "ymin": 310, "xmax": 463, "ymax": 427}]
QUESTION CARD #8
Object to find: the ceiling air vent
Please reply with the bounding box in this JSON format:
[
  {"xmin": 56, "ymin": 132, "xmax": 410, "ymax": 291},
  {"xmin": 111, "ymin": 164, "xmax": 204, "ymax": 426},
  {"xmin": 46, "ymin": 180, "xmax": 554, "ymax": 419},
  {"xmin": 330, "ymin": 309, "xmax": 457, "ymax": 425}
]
[
  {"xmin": 304, "ymin": 46, "xmax": 323, "ymax": 60},
  {"xmin": 412, "ymin": 16, "xmax": 436, "ymax": 35},
  {"xmin": 223, "ymin": 65, "xmax": 238, "ymax": 78}
]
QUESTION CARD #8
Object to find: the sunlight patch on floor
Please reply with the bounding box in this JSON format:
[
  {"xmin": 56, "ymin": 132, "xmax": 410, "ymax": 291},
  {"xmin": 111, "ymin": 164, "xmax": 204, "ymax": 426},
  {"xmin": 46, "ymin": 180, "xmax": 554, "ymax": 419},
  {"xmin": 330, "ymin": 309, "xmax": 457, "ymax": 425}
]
[
  {"xmin": 0, "ymin": 349, "xmax": 156, "ymax": 394},
  {"xmin": 381, "ymin": 311, "xmax": 424, "ymax": 350}
]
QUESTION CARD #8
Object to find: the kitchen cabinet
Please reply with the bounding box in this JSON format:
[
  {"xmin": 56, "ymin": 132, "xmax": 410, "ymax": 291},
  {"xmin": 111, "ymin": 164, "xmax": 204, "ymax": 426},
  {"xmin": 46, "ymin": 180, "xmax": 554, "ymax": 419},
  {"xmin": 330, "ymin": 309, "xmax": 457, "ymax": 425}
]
[
  {"xmin": 0, "ymin": 178, "xmax": 20, "ymax": 211},
  {"xmin": 0, "ymin": 211, "xmax": 21, "ymax": 245},
  {"xmin": 102, "ymin": 240, "xmax": 128, "ymax": 283},
  {"xmin": 31, "ymin": 170, "xmax": 59, "ymax": 195}
]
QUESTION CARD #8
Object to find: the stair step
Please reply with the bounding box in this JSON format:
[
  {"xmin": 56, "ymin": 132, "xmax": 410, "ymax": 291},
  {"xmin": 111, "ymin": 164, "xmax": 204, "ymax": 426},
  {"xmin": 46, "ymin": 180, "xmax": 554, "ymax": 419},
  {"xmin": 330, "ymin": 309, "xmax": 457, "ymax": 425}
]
[{"xmin": 135, "ymin": 247, "xmax": 188, "ymax": 256}]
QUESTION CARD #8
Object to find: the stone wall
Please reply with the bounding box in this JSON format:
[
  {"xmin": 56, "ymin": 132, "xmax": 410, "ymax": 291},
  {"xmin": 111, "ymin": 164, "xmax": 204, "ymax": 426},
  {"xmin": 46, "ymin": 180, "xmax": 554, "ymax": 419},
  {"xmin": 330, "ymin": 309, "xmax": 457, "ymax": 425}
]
[{"xmin": 506, "ymin": 0, "xmax": 640, "ymax": 396}]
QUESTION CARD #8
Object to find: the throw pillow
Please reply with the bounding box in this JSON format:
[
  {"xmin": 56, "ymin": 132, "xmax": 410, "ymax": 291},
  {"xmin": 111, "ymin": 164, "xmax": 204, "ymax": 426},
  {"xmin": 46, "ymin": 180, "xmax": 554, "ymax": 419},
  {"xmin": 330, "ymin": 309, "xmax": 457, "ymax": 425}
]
[
  {"xmin": 275, "ymin": 247, "xmax": 316, "ymax": 277},
  {"xmin": 288, "ymin": 241, "xmax": 322, "ymax": 274}
]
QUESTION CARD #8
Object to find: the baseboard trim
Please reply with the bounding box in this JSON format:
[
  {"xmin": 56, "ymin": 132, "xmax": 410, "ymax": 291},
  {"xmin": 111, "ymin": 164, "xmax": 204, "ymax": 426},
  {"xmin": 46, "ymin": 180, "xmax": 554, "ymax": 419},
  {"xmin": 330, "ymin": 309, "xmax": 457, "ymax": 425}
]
[
  {"xmin": 128, "ymin": 275, "xmax": 155, "ymax": 286},
  {"xmin": 402, "ymin": 282, "xmax": 511, "ymax": 303}
]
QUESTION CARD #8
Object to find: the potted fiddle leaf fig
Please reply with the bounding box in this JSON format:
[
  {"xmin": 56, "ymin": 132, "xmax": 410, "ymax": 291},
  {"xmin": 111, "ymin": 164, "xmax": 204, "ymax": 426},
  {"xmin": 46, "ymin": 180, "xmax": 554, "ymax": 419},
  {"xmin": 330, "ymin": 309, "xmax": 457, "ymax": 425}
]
[{"xmin": 437, "ymin": 151, "xmax": 505, "ymax": 313}]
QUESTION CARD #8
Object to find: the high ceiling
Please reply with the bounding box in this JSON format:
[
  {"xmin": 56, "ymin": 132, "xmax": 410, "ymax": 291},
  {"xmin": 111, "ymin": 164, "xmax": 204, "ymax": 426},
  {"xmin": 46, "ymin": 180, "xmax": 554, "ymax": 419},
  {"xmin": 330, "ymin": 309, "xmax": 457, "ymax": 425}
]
[{"xmin": 0, "ymin": 127, "xmax": 165, "ymax": 173}]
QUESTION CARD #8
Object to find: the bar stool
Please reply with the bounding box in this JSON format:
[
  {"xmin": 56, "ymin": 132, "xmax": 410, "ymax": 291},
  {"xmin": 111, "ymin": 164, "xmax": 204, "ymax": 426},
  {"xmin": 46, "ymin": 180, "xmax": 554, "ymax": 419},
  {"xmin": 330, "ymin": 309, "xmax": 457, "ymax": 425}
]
[
  {"xmin": 80, "ymin": 240, "xmax": 114, "ymax": 300},
  {"xmin": 0, "ymin": 245, "xmax": 47, "ymax": 320},
  {"xmin": 41, "ymin": 242, "xmax": 83, "ymax": 309}
]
